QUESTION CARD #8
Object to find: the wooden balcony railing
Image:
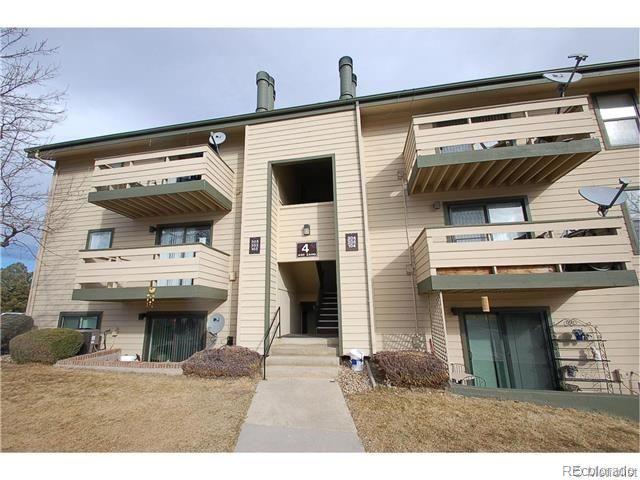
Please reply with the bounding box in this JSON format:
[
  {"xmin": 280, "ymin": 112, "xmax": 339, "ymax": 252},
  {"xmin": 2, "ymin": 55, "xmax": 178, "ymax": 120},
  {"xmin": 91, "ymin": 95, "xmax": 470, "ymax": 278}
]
[
  {"xmin": 89, "ymin": 145, "xmax": 234, "ymax": 217},
  {"xmin": 72, "ymin": 243, "xmax": 230, "ymax": 301},
  {"xmin": 412, "ymin": 217, "xmax": 638, "ymax": 291},
  {"xmin": 404, "ymin": 96, "xmax": 601, "ymax": 193}
]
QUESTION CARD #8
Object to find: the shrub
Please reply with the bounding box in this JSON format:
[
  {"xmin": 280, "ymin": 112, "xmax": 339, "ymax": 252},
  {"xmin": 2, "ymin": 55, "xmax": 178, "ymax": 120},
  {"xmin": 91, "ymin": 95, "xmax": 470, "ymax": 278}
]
[
  {"xmin": 1, "ymin": 313, "xmax": 34, "ymax": 354},
  {"xmin": 182, "ymin": 346, "xmax": 261, "ymax": 378},
  {"xmin": 373, "ymin": 350, "xmax": 449, "ymax": 389},
  {"xmin": 9, "ymin": 328, "xmax": 84, "ymax": 364}
]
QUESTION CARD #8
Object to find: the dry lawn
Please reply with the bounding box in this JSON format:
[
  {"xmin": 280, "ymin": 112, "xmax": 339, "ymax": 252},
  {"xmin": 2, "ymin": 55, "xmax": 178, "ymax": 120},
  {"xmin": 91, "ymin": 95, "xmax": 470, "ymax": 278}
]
[
  {"xmin": 1, "ymin": 363, "xmax": 257, "ymax": 452},
  {"xmin": 346, "ymin": 387, "xmax": 640, "ymax": 452}
]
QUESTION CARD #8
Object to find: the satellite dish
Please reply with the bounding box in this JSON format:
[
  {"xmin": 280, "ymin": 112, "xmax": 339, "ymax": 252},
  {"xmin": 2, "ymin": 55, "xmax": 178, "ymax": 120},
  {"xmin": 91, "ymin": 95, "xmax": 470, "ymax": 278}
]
[
  {"xmin": 212, "ymin": 132, "xmax": 226, "ymax": 144},
  {"xmin": 208, "ymin": 131, "xmax": 226, "ymax": 154},
  {"xmin": 579, "ymin": 178, "xmax": 631, "ymax": 216},
  {"xmin": 207, "ymin": 313, "xmax": 225, "ymax": 335},
  {"xmin": 543, "ymin": 72, "xmax": 583, "ymax": 84}
]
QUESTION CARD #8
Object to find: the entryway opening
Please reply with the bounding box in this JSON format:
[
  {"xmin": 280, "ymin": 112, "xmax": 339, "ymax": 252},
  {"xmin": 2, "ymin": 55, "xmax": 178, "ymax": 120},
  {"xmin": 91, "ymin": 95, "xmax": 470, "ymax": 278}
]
[
  {"xmin": 273, "ymin": 158, "xmax": 333, "ymax": 205},
  {"xmin": 277, "ymin": 260, "xmax": 338, "ymax": 337},
  {"xmin": 460, "ymin": 309, "xmax": 557, "ymax": 390},
  {"xmin": 142, "ymin": 312, "xmax": 206, "ymax": 362}
]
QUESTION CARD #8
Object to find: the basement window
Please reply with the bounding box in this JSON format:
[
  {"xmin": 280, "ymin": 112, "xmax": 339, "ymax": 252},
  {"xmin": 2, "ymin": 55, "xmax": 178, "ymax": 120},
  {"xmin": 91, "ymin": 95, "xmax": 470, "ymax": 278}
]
[
  {"xmin": 273, "ymin": 158, "xmax": 334, "ymax": 205},
  {"xmin": 58, "ymin": 312, "xmax": 102, "ymax": 330}
]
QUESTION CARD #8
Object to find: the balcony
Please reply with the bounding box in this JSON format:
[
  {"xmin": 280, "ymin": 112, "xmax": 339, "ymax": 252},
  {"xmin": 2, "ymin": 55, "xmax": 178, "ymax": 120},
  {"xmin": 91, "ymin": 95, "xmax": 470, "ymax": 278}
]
[
  {"xmin": 88, "ymin": 145, "xmax": 234, "ymax": 218},
  {"xmin": 404, "ymin": 96, "xmax": 601, "ymax": 194},
  {"xmin": 72, "ymin": 243, "xmax": 230, "ymax": 301},
  {"xmin": 412, "ymin": 217, "xmax": 638, "ymax": 292}
]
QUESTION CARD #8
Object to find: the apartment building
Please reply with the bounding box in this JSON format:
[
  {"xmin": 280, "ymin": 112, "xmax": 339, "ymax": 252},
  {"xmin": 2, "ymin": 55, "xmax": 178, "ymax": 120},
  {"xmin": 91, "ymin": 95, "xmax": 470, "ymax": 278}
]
[{"xmin": 26, "ymin": 57, "xmax": 639, "ymax": 393}]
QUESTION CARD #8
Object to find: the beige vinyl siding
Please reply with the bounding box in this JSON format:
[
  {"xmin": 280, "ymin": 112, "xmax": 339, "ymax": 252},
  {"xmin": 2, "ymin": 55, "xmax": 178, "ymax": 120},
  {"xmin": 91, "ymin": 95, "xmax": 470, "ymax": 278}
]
[
  {"xmin": 277, "ymin": 202, "xmax": 336, "ymax": 262},
  {"xmin": 361, "ymin": 81, "xmax": 639, "ymax": 388},
  {"xmin": 27, "ymin": 138, "xmax": 245, "ymax": 355},
  {"xmin": 235, "ymin": 110, "xmax": 372, "ymax": 355}
]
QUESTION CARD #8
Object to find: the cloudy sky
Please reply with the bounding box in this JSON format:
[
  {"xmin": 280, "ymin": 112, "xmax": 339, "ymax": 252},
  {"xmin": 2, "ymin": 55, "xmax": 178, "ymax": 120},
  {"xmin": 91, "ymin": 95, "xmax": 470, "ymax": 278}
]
[{"xmin": 3, "ymin": 28, "xmax": 639, "ymax": 269}]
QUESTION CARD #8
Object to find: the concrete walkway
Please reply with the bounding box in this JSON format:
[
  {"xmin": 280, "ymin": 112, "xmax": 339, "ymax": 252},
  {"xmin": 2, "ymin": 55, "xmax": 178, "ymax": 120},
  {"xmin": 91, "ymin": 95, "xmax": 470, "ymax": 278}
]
[{"xmin": 235, "ymin": 378, "xmax": 364, "ymax": 452}]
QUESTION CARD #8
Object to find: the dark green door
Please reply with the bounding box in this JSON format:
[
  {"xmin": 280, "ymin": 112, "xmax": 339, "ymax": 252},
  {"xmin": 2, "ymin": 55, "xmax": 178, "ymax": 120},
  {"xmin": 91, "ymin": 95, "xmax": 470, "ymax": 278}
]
[
  {"xmin": 143, "ymin": 312, "xmax": 206, "ymax": 362},
  {"xmin": 463, "ymin": 310, "xmax": 556, "ymax": 390}
]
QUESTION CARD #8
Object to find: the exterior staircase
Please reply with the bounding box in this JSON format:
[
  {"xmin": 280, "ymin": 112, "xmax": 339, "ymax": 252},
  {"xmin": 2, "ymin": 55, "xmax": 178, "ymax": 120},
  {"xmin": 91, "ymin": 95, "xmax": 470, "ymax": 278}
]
[
  {"xmin": 265, "ymin": 336, "xmax": 339, "ymax": 379},
  {"xmin": 316, "ymin": 291, "xmax": 339, "ymax": 336}
]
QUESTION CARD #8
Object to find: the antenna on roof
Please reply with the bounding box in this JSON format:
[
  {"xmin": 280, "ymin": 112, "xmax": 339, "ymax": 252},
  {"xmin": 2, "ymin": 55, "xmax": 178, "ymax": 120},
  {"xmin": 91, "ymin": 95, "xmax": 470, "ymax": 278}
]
[
  {"xmin": 579, "ymin": 177, "xmax": 630, "ymax": 217},
  {"xmin": 208, "ymin": 131, "xmax": 227, "ymax": 154},
  {"xmin": 543, "ymin": 53, "xmax": 589, "ymax": 98}
]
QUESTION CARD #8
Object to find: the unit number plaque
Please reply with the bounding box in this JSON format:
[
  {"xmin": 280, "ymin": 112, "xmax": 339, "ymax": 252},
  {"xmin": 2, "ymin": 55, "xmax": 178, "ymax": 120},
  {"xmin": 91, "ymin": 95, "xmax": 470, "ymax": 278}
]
[{"xmin": 296, "ymin": 242, "xmax": 318, "ymax": 257}]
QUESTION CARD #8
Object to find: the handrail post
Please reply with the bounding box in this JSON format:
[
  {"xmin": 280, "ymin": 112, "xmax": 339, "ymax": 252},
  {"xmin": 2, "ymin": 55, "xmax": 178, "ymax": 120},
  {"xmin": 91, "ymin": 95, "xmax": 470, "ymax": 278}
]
[{"xmin": 261, "ymin": 306, "xmax": 281, "ymax": 381}]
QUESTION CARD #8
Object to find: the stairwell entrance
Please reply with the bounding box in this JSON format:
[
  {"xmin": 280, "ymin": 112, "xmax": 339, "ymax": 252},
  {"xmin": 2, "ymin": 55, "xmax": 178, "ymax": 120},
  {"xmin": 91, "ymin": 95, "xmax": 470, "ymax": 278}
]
[{"xmin": 277, "ymin": 260, "xmax": 339, "ymax": 338}]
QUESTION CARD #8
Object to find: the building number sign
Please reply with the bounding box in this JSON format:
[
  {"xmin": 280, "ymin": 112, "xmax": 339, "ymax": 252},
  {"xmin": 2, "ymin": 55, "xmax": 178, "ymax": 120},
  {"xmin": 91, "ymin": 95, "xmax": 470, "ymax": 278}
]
[
  {"xmin": 345, "ymin": 233, "xmax": 358, "ymax": 251},
  {"xmin": 249, "ymin": 237, "xmax": 261, "ymax": 254},
  {"xmin": 296, "ymin": 242, "xmax": 318, "ymax": 257}
]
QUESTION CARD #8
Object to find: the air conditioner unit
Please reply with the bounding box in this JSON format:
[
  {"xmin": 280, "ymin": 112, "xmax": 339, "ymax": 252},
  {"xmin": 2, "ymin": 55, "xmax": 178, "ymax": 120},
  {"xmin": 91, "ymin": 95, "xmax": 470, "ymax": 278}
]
[{"xmin": 77, "ymin": 329, "xmax": 101, "ymax": 354}]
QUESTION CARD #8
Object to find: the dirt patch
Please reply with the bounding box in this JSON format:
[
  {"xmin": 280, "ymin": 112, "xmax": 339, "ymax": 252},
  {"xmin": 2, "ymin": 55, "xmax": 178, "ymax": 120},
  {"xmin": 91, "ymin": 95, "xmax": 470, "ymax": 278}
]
[
  {"xmin": 346, "ymin": 387, "xmax": 640, "ymax": 452},
  {"xmin": 1, "ymin": 363, "xmax": 257, "ymax": 452}
]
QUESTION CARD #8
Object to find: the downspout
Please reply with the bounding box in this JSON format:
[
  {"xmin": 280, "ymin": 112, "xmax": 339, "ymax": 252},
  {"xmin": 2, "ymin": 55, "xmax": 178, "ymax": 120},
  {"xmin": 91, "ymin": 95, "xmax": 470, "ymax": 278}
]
[
  {"xmin": 400, "ymin": 167, "xmax": 419, "ymax": 333},
  {"xmin": 354, "ymin": 101, "xmax": 377, "ymax": 354}
]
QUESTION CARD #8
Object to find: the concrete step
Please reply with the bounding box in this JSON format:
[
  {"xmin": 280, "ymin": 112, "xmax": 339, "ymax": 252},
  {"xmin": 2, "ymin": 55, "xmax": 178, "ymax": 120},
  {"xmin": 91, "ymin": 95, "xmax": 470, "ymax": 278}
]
[
  {"xmin": 316, "ymin": 327, "xmax": 339, "ymax": 334},
  {"xmin": 266, "ymin": 355, "xmax": 339, "ymax": 366},
  {"xmin": 269, "ymin": 344, "xmax": 338, "ymax": 356},
  {"xmin": 264, "ymin": 365, "xmax": 338, "ymax": 379},
  {"xmin": 276, "ymin": 336, "xmax": 338, "ymax": 346}
]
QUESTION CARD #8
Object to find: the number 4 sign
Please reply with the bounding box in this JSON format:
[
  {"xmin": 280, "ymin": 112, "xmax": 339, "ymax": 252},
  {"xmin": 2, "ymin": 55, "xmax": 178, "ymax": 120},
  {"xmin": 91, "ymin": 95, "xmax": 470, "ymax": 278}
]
[{"xmin": 296, "ymin": 242, "xmax": 318, "ymax": 257}]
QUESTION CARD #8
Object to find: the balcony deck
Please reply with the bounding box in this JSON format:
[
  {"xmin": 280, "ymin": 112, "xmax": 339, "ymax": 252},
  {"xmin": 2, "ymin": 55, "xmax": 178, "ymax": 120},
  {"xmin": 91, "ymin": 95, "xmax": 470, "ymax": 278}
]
[
  {"xmin": 412, "ymin": 217, "xmax": 638, "ymax": 292},
  {"xmin": 72, "ymin": 243, "xmax": 230, "ymax": 301},
  {"xmin": 88, "ymin": 145, "xmax": 234, "ymax": 218},
  {"xmin": 404, "ymin": 96, "xmax": 601, "ymax": 194}
]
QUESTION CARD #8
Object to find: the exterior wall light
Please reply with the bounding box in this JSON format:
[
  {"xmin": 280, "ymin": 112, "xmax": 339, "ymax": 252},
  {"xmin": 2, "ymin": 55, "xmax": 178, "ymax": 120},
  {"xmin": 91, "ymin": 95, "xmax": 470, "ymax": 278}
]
[
  {"xmin": 302, "ymin": 224, "xmax": 311, "ymax": 236},
  {"xmin": 481, "ymin": 296, "xmax": 490, "ymax": 313}
]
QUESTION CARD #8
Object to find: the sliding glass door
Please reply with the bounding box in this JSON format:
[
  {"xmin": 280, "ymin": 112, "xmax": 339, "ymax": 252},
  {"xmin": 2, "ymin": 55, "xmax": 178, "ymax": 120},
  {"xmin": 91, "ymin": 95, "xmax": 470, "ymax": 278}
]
[
  {"xmin": 462, "ymin": 310, "xmax": 556, "ymax": 390},
  {"xmin": 143, "ymin": 312, "xmax": 206, "ymax": 362}
]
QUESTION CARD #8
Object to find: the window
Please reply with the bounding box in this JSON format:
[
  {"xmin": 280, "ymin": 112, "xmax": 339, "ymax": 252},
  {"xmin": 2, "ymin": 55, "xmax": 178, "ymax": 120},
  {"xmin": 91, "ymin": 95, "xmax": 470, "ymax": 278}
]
[
  {"xmin": 623, "ymin": 189, "xmax": 640, "ymax": 254},
  {"xmin": 154, "ymin": 223, "xmax": 213, "ymax": 287},
  {"xmin": 156, "ymin": 223, "xmax": 212, "ymax": 246},
  {"xmin": 446, "ymin": 198, "xmax": 529, "ymax": 242},
  {"xmin": 593, "ymin": 92, "xmax": 640, "ymax": 149},
  {"xmin": 86, "ymin": 229, "xmax": 113, "ymax": 250},
  {"xmin": 58, "ymin": 312, "xmax": 101, "ymax": 330}
]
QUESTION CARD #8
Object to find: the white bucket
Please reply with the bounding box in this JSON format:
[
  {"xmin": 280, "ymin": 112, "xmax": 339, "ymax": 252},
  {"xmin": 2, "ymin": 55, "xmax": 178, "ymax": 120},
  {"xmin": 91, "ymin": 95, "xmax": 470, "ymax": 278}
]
[
  {"xmin": 119, "ymin": 355, "xmax": 137, "ymax": 362},
  {"xmin": 349, "ymin": 349, "xmax": 364, "ymax": 372}
]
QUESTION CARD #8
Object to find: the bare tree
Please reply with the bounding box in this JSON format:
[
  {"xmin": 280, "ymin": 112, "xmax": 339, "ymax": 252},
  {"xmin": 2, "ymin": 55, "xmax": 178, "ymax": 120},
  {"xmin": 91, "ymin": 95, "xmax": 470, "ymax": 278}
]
[{"xmin": 1, "ymin": 28, "xmax": 65, "ymax": 251}]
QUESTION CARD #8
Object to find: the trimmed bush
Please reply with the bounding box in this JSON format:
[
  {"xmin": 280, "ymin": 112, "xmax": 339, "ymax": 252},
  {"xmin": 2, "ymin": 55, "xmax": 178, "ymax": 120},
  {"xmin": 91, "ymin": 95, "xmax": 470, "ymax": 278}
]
[
  {"xmin": 182, "ymin": 346, "xmax": 261, "ymax": 378},
  {"xmin": 373, "ymin": 350, "xmax": 450, "ymax": 389},
  {"xmin": 1, "ymin": 313, "xmax": 34, "ymax": 354},
  {"xmin": 10, "ymin": 328, "xmax": 84, "ymax": 364}
]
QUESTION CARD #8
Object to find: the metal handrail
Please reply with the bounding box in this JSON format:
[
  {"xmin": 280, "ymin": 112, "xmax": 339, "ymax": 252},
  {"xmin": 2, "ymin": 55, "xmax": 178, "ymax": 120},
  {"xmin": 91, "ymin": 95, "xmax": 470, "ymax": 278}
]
[{"xmin": 261, "ymin": 307, "xmax": 281, "ymax": 380}]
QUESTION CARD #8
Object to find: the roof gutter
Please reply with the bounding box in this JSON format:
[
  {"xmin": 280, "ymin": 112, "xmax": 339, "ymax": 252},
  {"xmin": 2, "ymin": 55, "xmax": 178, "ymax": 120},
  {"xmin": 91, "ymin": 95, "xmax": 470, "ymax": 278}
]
[{"xmin": 26, "ymin": 59, "xmax": 639, "ymax": 158}]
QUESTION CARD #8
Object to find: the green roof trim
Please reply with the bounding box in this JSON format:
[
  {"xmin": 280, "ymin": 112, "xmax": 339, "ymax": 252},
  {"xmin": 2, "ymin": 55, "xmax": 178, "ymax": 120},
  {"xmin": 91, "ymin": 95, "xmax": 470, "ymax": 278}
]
[
  {"xmin": 417, "ymin": 270, "xmax": 639, "ymax": 293},
  {"xmin": 72, "ymin": 285, "xmax": 228, "ymax": 302},
  {"xmin": 27, "ymin": 59, "xmax": 639, "ymax": 156},
  {"xmin": 88, "ymin": 179, "xmax": 232, "ymax": 211}
]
